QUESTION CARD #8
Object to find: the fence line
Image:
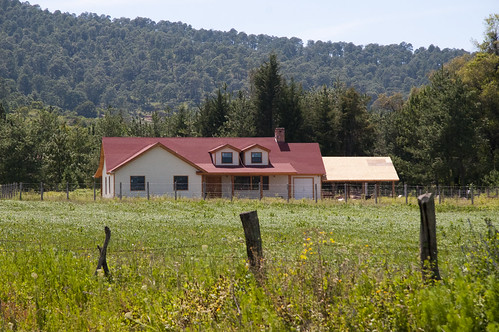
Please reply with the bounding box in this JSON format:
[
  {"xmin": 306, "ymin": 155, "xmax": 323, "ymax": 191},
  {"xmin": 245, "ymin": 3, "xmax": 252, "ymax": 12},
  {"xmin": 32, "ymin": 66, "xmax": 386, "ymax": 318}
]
[{"xmin": 1, "ymin": 182, "xmax": 498, "ymax": 203}]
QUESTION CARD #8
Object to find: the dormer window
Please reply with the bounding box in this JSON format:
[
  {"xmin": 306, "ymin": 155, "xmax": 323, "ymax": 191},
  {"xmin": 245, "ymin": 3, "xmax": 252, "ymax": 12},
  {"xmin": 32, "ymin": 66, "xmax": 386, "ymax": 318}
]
[
  {"xmin": 242, "ymin": 144, "xmax": 270, "ymax": 166},
  {"xmin": 251, "ymin": 152, "xmax": 262, "ymax": 164},
  {"xmin": 221, "ymin": 152, "xmax": 233, "ymax": 164}
]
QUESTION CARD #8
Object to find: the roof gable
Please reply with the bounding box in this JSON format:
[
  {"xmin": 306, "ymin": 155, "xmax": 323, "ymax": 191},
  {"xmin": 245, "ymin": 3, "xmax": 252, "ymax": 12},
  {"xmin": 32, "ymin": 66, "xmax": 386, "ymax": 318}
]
[
  {"xmin": 208, "ymin": 143, "xmax": 241, "ymax": 153},
  {"xmin": 241, "ymin": 143, "xmax": 270, "ymax": 152}
]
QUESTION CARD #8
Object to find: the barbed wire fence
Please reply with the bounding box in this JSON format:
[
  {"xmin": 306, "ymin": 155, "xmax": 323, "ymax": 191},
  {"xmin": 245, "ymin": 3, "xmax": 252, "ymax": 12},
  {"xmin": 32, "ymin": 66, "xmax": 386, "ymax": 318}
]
[{"xmin": 1, "ymin": 181, "xmax": 498, "ymax": 204}]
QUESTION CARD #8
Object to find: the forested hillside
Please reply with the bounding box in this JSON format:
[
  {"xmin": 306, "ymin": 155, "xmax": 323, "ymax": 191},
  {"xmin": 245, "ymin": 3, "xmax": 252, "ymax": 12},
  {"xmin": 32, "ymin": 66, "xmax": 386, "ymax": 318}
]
[{"xmin": 0, "ymin": 0, "xmax": 466, "ymax": 115}]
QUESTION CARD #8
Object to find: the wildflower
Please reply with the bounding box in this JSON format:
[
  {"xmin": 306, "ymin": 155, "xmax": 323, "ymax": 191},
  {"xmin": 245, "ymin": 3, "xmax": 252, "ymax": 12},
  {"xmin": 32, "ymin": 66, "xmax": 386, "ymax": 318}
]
[
  {"xmin": 124, "ymin": 312, "xmax": 133, "ymax": 320},
  {"xmin": 330, "ymin": 238, "xmax": 335, "ymax": 243},
  {"xmin": 31, "ymin": 272, "xmax": 38, "ymax": 279}
]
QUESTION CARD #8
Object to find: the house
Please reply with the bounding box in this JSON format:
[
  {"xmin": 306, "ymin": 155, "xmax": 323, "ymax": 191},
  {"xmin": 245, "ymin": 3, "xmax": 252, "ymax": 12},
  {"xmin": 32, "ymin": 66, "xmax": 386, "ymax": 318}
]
[
  {"xmin": 322, "ymin": 156, "xmax": 399, "ymax": 198},
  {"xmin": 94, "ymin": 129, "xmax": 325, "ymax": 200}
]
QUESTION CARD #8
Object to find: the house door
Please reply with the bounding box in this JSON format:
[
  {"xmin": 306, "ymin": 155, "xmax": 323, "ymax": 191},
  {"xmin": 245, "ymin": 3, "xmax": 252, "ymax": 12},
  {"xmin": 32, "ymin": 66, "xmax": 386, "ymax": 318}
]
[
  {"xmin": 293, "ymin": 177, "xmax": 314, "ymax": 199},
  {"xmin": 205, "ymin": 176, "xmax": 222, "ymax": 198}
]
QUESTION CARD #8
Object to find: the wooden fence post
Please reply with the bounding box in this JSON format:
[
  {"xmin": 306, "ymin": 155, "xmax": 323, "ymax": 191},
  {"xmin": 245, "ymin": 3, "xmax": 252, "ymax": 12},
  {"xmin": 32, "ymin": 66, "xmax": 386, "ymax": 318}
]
[
  {"xmin": 418, "ymin": 193, "xmax": 441, "ymax": 282},
  {"xmin": 119, "ymin": 182, "xmax": 122, "ymax": 200},
  {"xmin": 404, "ymin": 183, "xmax": 408, "ymax": 204},
  {"xmin": 93, "ymin": 181, "xmax": 96, "ymax": 201},
  {"xmin": 147, "ymin": 182, "xmax": 150, "ymax": 200},
  {"xmin": 40, "ymin": 182, "xmax": 44, "ymax": 201},
  {"xmin": 95, "ymin": 226, "xmax": 111, "ymax": 277},
  {"xmin": 471, "ymin": 185, "xmax": 474, "ymax": 205},
  {"xmin": 375, "ymin": 183, "xmax": 378, "ymax": 204},
  {"xmin": 344, "ymin": 183, "xmax": 348, "ymax": 202},
  {"xmin": 287, "ymin": 183, "xmax": 290, "ymax": 203},
  {"xmin": 438, "ymin": 185, "xmax": 441, "ymax": 204},
  {"xmin": 66, "ymin": 182, "xmax": 70, "ymax": 200},
  {"xmin": 315, "ymin": 183, "xmax": 318, "ymax": 203},
  {"xmin": 240, "ymin": 210, "xmax": 263, "ymax": 271},
  {"xmin": 19, "ymin": 182, "xmax": 22, "ymax": 200}
]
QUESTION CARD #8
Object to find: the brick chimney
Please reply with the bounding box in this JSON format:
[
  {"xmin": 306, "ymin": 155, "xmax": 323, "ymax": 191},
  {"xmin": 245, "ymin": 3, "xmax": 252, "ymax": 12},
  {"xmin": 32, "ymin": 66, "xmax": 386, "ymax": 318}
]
[{"xmin": 274, "ymin": 128, "xmax": 285, "ymax": 143}]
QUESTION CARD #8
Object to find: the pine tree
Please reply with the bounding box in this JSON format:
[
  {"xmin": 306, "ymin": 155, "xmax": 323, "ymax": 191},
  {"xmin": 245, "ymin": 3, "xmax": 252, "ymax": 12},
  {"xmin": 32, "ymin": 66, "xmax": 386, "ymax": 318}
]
[{"xmin": 252, "ymin": 53, "xmax": 282, "ymax": 137}]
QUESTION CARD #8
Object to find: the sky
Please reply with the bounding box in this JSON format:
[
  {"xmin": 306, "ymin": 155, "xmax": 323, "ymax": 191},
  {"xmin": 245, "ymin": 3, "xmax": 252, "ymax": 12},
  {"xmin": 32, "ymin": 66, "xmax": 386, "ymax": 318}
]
[{"xmin": 32, "ymin": 0, "xmax": 498, "ymax": 52}]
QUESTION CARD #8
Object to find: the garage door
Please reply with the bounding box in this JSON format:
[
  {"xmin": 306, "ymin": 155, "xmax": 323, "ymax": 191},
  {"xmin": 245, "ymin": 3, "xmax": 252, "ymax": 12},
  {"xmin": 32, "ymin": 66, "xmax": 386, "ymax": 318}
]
[{"xmin": 293, "ymin": 178, "xmax": 314, "ymax": 199}]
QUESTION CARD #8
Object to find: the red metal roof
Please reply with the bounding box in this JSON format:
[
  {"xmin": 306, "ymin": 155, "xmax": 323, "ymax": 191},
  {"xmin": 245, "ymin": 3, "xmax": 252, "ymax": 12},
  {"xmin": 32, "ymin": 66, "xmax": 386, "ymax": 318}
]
[{"xmin": 94, "ymin": 137, "xmax": 325, "ymax": 177}]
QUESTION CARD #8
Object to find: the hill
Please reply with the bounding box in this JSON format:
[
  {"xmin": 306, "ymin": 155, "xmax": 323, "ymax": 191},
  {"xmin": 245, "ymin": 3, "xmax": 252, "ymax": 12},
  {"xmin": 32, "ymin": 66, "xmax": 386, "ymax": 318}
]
[{"xmin": 0, "ymin": 0, "xmax": 467, "ymax": 116}]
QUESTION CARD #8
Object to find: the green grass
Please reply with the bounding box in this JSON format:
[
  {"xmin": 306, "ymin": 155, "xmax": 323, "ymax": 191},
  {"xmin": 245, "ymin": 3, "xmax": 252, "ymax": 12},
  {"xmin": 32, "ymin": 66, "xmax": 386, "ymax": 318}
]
[{"xmin": 0, "ymin": 196, "xmax": 498, "ymax": 330}]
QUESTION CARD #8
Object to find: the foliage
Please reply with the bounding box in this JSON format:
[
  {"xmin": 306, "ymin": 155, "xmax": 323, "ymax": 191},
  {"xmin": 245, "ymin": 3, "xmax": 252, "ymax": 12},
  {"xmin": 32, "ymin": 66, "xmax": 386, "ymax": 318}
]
[
  {"xmin": 0, "ymin": 198, "xmax": 498, "ymax": 330},
  {"xmin": 0, "ymin": 0, "xmax": 466, "ymax": 115}
]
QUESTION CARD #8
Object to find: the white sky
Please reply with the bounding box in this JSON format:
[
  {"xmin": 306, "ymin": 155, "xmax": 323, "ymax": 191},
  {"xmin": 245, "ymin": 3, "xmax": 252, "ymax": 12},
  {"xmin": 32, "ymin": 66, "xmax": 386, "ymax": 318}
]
[{"xmin": 33, "ymin": 0, "xmax": 498, "ymax": 52}]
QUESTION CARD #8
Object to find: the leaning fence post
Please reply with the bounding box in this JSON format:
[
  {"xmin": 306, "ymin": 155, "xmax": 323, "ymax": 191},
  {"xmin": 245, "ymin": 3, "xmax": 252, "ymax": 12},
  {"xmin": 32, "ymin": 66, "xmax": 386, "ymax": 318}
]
[
  {"xmin": 66, "ymin": 182, "xmax": 70, "ymax": 200},
  {"xmin": 240, "ymin": 210, "xmax": 263, "ymax": 271},
  {"xmin": 418, "ymin": 193, "xmax": 441, "ymax": 282},
  {"xmin": 95, "ymin": 226, "xmax": 111, "ymax": 277}
]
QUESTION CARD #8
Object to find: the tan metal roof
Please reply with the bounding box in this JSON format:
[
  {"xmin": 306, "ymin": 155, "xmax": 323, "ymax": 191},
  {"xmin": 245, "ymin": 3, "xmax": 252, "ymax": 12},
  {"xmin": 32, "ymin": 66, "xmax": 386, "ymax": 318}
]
[{"xmin": 323, "ymin": 157, "xmax": 399, "ymax": 182}]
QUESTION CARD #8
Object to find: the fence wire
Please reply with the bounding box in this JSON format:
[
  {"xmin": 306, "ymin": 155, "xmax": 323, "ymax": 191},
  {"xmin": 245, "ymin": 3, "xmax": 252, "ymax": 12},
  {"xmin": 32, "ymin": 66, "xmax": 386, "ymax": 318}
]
[{"xmin": 1, "ymin": 182, "xmax": 498, "ymax": 202}]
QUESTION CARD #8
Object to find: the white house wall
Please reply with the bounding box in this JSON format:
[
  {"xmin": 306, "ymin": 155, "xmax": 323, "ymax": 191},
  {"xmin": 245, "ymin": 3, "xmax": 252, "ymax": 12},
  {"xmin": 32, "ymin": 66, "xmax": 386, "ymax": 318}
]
[
  {"xmin": 102, "ymin": 160, "xmax": 115, "ymax": 199},
  {"xmin": 113, "ymin": 146, "xmax": 202, "ymax": 198}
]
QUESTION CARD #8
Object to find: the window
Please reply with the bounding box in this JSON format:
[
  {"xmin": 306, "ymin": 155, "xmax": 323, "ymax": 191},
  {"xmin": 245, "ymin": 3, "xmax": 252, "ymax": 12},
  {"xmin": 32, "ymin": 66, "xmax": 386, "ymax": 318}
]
[
  {"xmin": 174, "ymin": 176, "xmax": 188, "ymax": 191},
  {"xmin": 221, "ymin": 152, "xmax": 233, "ymax": 164},
  {"xmin": 130, "ymin": 176, "xmax": 145, "ymax": 191},
  {"xmin": 234, "ymin": 176, "xmax": 269, "ymax": 190},
  {"xmin": 251, "ymin": 152, "xmax": 263, "ymax": 164}
]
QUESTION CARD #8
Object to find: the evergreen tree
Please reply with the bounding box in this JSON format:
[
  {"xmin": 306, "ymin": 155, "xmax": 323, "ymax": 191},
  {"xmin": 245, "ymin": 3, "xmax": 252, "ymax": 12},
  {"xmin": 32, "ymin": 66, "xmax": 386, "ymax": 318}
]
[
  {"xmin": 197, "ymin": 85, "xmax": 231, "ymax": 137},
  {"xmin": 252, "ymin": 53, "xmax": 282, "ymax": 137},
  {"xmin": 278, "ymin": 79, "xmax": 304, "ymax": 142},
  {"xmin": 219, "ymin": 91, "xmax": 255, "ymax": 137},
  {"xmin": 337, "ymin": 87, "xmax": 374, "ymax": 156},
  {"xmin": 302, "ymin": 86, "xmax": 340, "ymax": 155}
]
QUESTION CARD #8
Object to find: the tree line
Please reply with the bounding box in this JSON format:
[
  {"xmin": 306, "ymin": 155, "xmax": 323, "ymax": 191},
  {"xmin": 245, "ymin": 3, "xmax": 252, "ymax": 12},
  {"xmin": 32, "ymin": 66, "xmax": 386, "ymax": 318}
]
[{"xmin": 0, "ymin": 0, "xmax": 466, "ymax": 116}]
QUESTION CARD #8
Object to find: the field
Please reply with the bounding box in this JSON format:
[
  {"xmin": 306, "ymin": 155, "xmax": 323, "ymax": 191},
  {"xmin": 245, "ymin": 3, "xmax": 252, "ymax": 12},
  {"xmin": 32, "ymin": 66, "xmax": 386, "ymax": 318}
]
[{"xmin": 0, "ymin": 195, "xmax": 498, "ymax": 331}]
